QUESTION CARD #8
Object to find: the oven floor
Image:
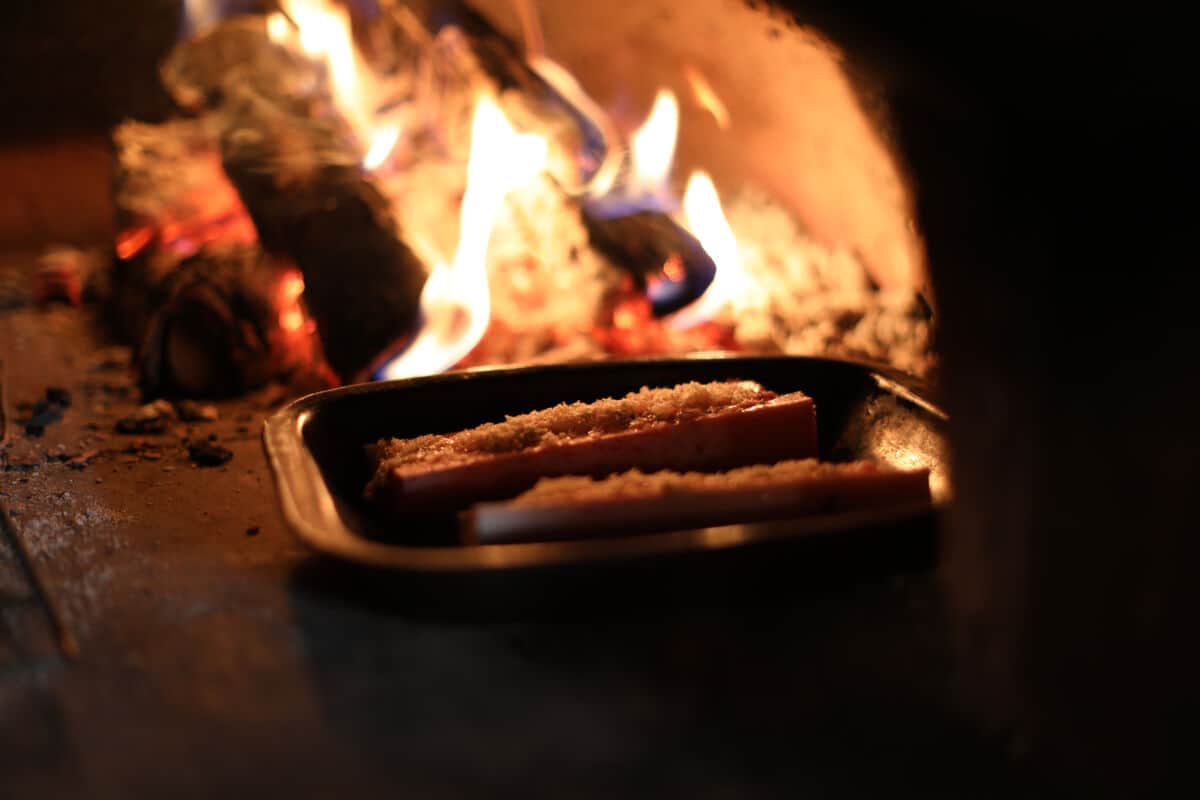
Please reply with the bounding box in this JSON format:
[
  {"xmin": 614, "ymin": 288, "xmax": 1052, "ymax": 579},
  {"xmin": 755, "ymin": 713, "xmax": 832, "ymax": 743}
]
[{"xmin": 1, "ymin": 258, "xmax": 1017, "ymax": 797}]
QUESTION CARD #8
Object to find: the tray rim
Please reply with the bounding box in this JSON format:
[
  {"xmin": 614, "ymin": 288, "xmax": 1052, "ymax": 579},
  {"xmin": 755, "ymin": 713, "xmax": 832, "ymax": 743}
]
[{"xmin": 262, "ymin": 354, "xmax": 946, "ymax": 572}]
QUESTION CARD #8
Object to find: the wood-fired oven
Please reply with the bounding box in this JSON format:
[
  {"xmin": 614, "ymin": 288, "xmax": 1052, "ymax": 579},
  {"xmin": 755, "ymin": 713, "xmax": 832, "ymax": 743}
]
[{"xmin": 1, "ymin": 0, "xmax": 1195, "ymax": 793}]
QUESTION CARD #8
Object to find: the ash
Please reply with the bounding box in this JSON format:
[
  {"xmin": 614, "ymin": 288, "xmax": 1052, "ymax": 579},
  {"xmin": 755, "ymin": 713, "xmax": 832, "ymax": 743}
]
[
  {"xmin": 719, "ymin": 190, "xmax": 934, "ymax": 376},
  {"xmin": 482, "ymin": 174, "xmax": 626, "ymax": 364}
]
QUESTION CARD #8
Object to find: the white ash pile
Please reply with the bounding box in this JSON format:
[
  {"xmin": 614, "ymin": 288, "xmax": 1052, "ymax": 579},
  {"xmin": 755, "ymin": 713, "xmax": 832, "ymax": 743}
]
[{"xmin": 718, "ymin": 190, "xmax": 934, "ymax": 377}]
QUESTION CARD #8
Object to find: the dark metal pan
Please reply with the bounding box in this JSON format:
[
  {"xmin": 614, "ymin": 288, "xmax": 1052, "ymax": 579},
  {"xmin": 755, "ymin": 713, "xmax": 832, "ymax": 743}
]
[{"xmin": 263, "ymin": 355, "xmax": 948, "ymax": 572}]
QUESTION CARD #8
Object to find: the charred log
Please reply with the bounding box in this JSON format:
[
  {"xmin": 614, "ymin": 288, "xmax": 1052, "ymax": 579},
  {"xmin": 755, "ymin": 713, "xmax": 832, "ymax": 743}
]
[
  {"xmin": 160, "ymin": 15, "xmax": 323, "ymax": 115},
  {"xmin": 216, "ymin": 88, "xmax": 427, "ymax": 380},
  {"xmin": 91, "ymin": 235, "xmax": 325, "ymax": 398},
  {"xmin": 109, "ymin": 116, "xmax": 302, "ymax": 397},
  {"xmin": 581, "ymin": 205, "xmax": 716, "ymax": 317},
  {"xmin": 134, "ymin": 244, "xmax": 324, "ymax": 398},
  {"xmin": 159, "ymin": 14, "xmax": 428, "ymax": 380}
]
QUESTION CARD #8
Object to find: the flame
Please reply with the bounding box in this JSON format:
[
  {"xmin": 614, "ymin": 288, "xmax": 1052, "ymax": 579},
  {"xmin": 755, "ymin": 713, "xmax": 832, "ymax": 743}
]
[
  {"xmin": 630, "ymin": 89, "xmax": 679, "ymax": 195},
  {"xmin": 363, "ymin": 125, "xmax": 401, "ymax": 171},
  {"xmin": 380, "ymin": 97, "xmax": 547, "ymax": 380},
  {"xmin": 266, "ymin": 11, "xmax": 291, "ymax": 42},
  {"xmin": 670, "ymin": 171, "xmax": 743, "ymax": 329},
  {"xmin": 272, "ymin": 0, "xmax": 398, "ymax": 170},
  {"xmin": 684, "ymin": 65, "xmax": 731, "ymax": 130},
  {"xmin": 528, "ymin": 55, "xmax": 623, "ymax": 196}
]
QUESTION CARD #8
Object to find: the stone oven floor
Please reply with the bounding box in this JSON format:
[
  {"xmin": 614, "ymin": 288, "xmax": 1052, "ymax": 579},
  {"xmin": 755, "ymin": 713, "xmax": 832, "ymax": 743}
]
[{"xmin": 1, "ymin": 257, "xmax": 1013, "ymax": 797}]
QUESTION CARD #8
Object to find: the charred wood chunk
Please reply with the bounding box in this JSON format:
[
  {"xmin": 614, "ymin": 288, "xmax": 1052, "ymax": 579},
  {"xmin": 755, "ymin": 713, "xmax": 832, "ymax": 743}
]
[
  {"xmin": 581, "ymin": 204, "xmax": 716, "ymax": 317},
  {"xmin": 115, "ymin": 400, "xmax": 174, "ymax": 434},
  {"xmin": 111, "ymin": 117, "xmax": 258, "ymax": 277},
  {"xmin": 161, "ymin": 15, "xmax": 324, "ymax": 114},
  {"xmin": 15, "ymin": 387, "xmax": 74, "ymax": 436},
  {"xmin": 108, "ymin": 116, "xmax": 262, "ymax": 366},
  {"xmin": 188, "ymin": 439, "xmax": 234, "ymax": 467},
  {"xmin": 136, "ymin": 244, "xmax": 322, "ymax": 398},
  {"xmin": 218, "ymin": 90, "xmax": 427, "ymax": 380}
]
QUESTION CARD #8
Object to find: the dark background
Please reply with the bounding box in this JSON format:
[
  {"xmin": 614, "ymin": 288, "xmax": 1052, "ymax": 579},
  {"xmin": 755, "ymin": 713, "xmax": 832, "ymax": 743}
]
[
  {"xmin": 794, "ymin": 2, "xmax": 1198, "ymax": 784},
  {"xmin": 2, "ymin": 1, "xmax": 182, "ymax": 138}
]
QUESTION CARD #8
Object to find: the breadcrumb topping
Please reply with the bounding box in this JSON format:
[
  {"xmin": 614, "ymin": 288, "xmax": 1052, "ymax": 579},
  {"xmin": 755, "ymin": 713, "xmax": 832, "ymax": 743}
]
[
  {"xmin": 371, "ymin": 380, "xmax": 775, "ymax": 471},
  {"xmin": 505, "ymin": 459, "xmax": 882, "ymax": 507}
]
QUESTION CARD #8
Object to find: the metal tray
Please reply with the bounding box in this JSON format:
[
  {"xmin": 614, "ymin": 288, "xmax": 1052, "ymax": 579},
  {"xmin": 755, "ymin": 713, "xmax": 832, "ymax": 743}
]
[{"xmin": 263, "ymin": 356, "xmax": 948, "ymax": 572}]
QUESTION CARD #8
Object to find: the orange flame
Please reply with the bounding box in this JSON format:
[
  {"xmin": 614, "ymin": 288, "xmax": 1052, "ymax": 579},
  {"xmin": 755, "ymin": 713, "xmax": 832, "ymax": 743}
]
[
  {"xmin": 619, "ymin": 86, "xmax": 744, "ymax": 329},
  {"xmin": 630, "ymin": 89, "xmax": 679, "ymax": 196},
  {"xmin": 670, "ymin": 171, "xmax": 743, "ymax": 329},
  {"xmin": 271, "ymin": 1, "xmax": 398, "ymax": 170},
  {"xmin": 379, "ymin": 97, "xmax": 548, "ymax": 379},
  {"xmin": 362, "ymin": 124, "xmax": 401, "ymax": 171},
  {"xmin": 266, "ymin": 11, "xmax": 291, "ymax": 42},
  {"xmin": 684, "ymin": 65, "xmax": 731, "ymax": 130}
]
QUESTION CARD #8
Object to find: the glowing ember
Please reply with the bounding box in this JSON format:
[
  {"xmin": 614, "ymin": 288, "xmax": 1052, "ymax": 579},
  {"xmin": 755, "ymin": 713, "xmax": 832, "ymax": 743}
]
[
  {"xmin": 380, "ymin": 97, "xmax": 548, "ymax": 380},
  {"xmin": 278, "ymin": 271, "xmax": 308, "ymax": 333},
  {"xmin": 116, "ymin": 227, "xmax": 155, "ymax": 261},
  {"xmin": 661, "ymin": 253, "xmax": 685, "ymax": 282},
  {"xmin": 684, "ymin": 65, "xmax": 731, "ymax": 130},
  {"xmin": 630, "ymin": 89, "xmax": 679, "ymax": 197},
  {"xmin": 670, "ymin": 171, "xmax": 743, "ymax": 329}
]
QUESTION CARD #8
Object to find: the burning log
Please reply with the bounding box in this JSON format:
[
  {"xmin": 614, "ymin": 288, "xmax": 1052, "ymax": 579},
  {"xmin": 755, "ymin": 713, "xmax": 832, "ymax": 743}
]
[
  {"xmin": 153, "ymin": 12, "xmax": 427, "ymax": 381},
  {"xmin": 111, "ymin": 11, "xmax": 430, "ymax": 389},
  {"xmin": 411, "ymin": 17, "xmax": 718, "ymax": 325},
  {"xmin": 157, "ymin": 12, "xmax": 429, "ymax": 381},
  {"xmin": 109, "ymin": 117, "xmax": 327, "ymax": 397},
  {"xmin": 98, "ymin": 2, "xmax": 935, "ymax": 393},
  {"xmin": 437, "ymin": 32, "xmax": 711, "ymax": 324},
  {"xmin": 215, "ymin": 87, "xmax": 427, "ymax": 380}
]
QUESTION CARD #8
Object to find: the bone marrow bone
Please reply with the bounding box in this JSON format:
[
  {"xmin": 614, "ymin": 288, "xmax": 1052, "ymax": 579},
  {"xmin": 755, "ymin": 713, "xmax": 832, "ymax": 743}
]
[
  {"xmin": 462, "ymin": 459, "xmax": 932, "ymax": 544},
  {"xmin": 365, "ymin": 380, "xmax": 818, "ymax": 511}
]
